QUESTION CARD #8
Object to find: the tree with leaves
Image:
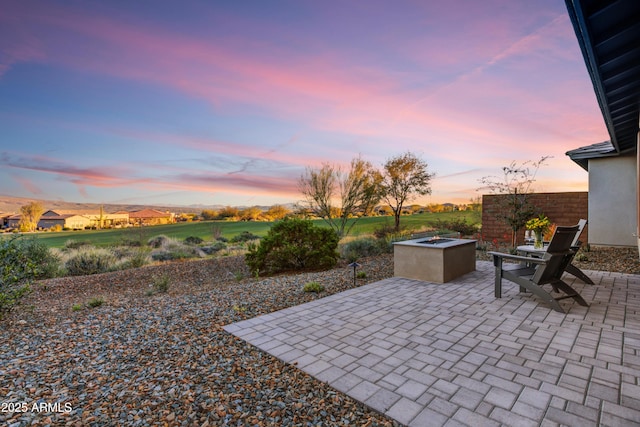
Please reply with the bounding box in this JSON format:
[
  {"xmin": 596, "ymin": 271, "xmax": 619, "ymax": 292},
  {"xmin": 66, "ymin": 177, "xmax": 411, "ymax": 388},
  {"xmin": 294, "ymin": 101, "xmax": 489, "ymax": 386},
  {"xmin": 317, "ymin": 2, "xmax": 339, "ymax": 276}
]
[
  {"xmin": 380, "ymin": 152, "xmax": 434, "ymax": 231},
  {"xmin": 239, "ymin": 206, "xmax": 263, "ymax": 221},
  {"xmin": 18, "ymin": 201, "xmax": 44, "ymax": 232},
  {"xmin": 478, "ymin": 156, "xmax": 549, "ymax": 247},
  {"xmin": 299, "ymin": 156, "xmax": 382, "ymax": 237},
  {"xmin": 264, "ymin": 204, "xmax": 291, "ymax": 221}
]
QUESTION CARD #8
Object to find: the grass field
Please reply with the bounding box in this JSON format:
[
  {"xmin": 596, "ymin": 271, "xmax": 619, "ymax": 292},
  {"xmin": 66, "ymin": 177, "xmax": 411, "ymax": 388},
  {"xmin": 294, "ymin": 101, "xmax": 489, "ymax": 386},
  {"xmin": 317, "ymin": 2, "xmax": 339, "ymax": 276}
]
[{"xmin": 23, "ymin": 211, "xmax": 480, "ymax": 248}]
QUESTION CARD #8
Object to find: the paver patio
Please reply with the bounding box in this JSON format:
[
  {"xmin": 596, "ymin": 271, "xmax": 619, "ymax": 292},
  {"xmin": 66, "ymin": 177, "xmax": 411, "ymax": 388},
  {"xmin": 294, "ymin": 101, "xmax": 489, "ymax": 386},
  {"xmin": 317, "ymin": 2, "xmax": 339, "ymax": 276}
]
[{"xmin": 224, "ymin": 260, "xmax": 640, "ymax": 426}]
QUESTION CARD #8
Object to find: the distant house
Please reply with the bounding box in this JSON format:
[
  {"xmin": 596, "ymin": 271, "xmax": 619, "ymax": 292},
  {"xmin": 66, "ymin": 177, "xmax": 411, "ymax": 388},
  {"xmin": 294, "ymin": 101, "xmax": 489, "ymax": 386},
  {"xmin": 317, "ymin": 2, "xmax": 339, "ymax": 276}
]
[
  {"xmin": 6, "ymin": 214, "xmax": 21, "ymax": 229},
  {"xmin": 38, "ymin": 210, "xmax": 92, "ymax": 230},
  {"xmin": 0, "ymin": 213, "xmax": 12, "ymax": 228},
  {"xmin": 37, "ymin": 210, "xmax": 130, "ymax": 229},
  {"xmin": 83, "ymin": 212, "xmax": 130, "ymax": 228},
  {"xmin": 128, "ymin": 209, "xmax": 175, "ymax": 226}
]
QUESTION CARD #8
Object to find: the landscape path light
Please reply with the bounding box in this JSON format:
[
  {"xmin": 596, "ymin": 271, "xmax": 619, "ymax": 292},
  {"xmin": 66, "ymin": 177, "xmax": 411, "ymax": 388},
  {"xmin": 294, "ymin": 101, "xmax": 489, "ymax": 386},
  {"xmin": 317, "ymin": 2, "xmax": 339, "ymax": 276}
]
[{"xmin": 348, "ymin": 261, "xmax": 361, "ymax": 287}]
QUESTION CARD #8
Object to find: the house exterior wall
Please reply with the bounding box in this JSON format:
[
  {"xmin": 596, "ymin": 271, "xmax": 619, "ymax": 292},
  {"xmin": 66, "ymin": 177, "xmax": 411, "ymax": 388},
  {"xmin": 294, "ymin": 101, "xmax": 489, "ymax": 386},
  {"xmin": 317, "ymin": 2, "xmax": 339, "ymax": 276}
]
[
  {"xmin": 481, "ymin": 192, "xmax": 588, "ymax": 246},
  {"xmin": 39, "ymin": 215, "xmax": 92, "ymax": 230},
  {"xmin": 7, "ymin": 216, "xmax": 21, "ymax": 229},
  {"xmin": 588, "ymin": 154, "xmax": 637, "ymax": 247},
  {"xmin": 85, "ymin": 213, "xmax": 130, "ymax": 227},
  {"xmin": 38, "ymin": 218, "xmax": 66, "ymax": 229}
]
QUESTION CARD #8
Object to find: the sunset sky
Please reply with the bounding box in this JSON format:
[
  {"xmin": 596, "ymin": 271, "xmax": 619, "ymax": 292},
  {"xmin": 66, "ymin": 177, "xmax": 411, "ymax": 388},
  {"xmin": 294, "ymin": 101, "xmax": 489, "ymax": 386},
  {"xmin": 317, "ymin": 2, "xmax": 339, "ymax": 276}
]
[{"xmin": 0, "ymin": 0, "xmax": 609, "ymax": 208}]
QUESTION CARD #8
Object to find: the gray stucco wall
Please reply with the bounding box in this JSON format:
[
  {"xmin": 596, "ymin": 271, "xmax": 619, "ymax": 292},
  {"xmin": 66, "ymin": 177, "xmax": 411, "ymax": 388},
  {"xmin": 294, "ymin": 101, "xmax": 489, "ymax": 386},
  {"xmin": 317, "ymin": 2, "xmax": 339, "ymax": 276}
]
[{"xmin": 588, "ymin": 154, "xmax": 637, "ymax": 247}]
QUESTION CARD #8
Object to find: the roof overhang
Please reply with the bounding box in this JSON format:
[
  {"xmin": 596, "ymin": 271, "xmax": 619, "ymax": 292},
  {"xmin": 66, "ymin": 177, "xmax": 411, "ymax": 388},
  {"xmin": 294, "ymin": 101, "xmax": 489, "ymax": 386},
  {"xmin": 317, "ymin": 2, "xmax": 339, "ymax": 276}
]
[{"xmin": 565, "ymin": 0, "xmax": 640, "ymax": 166}]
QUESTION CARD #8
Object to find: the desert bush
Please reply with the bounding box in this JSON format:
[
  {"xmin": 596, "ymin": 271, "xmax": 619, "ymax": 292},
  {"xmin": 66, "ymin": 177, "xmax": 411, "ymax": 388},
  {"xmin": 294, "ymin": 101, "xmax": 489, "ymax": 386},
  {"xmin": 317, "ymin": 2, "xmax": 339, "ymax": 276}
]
[
  {"xmin": 148, "ymin": 235, "xmax": 169, "ymax": 248},
  {"xmin": 339, "ymin": 237, "xmax": 385, "ymax": 262},
  {"xmin": 118, "ymin": 249, "xmax": 150, "ymax": 269},
  {"xmin": 373, "ymin": 222, "xmax": 407, "ymax": 239},
  {"xmin": 434, "ymin": 218, "xmax": 478, "ymax": 237},
  {"xmin": 64, "ymin": 239, "xmax": 92, "ymax": 250},
  {"xmin": 150, "ymin": 238, "xmax": 204, "ymax": 261},
  {"xmin": 151, "ymin": 249, "xmax": 196, "ymax": 262},
  {"xmin": 18, "ymin": 237, "xmax": 60, "ymax": 279},
  {"xmin": 230, "ymin": 231, "xmax": 261, "ymax": 243},
  {"xmin": 118, "ymin": 238, "xmax": 143, "ymax": 247},
  {"xmin": 575, "ymin": 252, "xmax": 588, "ymax": 262},
  {"xmin": 303, "ymin": 281, "xmax": 325, "ymax": 293},
  {"xmin": 65, "ymin": 247, "xmax": 117, "ymax": 276},
  {"xmin": 200, "ymin": 241, "xmax": 227, "ymax": 255},
  {"xmin": 87, "ymin": 297, "xmax": 104, "ymax": 308},
  {"xmin": 0, "ymin": 236, "xmax": 51, "ymax": 319},
  {"xmin": 146, "ymin": 274, "xmax": 170, "ymax": 296},
  {"xmin": 184, "ymin": 236, "xmax": 204, "ymax": 245},
  {"xmin": 245, "ymin": 218, "xmax": 338, "ymax": 275}
]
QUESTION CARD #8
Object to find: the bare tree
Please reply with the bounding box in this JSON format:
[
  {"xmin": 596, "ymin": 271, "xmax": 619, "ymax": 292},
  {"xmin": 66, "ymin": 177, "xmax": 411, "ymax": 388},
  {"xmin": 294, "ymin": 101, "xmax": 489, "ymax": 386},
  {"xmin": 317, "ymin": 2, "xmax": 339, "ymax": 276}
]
[
  {"xmin": 478, "ymin": 156, "xmax": 550, "ymax": 247},
  {"xmin": 18, "ymin": 201, "xmax": 44, "ymax": 232},
  {"xmin": 381, "ymin": 152, "xmax": 434, "ymax": 231},
  {"xmin": 299, "ymin": 156, "xmax": 382, "ymax": 237}
]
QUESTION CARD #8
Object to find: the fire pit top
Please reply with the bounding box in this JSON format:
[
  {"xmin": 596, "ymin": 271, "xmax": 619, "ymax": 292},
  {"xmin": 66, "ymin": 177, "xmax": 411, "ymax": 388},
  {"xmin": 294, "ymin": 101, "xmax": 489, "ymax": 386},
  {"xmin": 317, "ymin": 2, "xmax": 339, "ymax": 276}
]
[
  {"xmin": 393, "ymin": 237, "xmax": 476, "ymax": 249},
  {"xmin": 416, "ymin": 238, "xmax": 455, "ymax": 245}
]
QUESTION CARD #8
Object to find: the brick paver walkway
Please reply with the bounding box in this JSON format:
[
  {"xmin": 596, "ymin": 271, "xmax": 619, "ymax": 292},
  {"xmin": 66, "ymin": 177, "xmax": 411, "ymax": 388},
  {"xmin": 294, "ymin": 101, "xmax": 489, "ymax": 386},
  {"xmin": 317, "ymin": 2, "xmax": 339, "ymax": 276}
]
[{"xmin": 224, "ymin": 261, "xmax": 640, "ymax": 426}]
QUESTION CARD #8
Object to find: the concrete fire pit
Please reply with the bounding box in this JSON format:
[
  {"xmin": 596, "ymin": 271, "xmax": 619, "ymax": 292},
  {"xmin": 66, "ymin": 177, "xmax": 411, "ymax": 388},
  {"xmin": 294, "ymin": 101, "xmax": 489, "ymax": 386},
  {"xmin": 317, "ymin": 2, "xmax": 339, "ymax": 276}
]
[{"xmin": 393, "ymin": 237, "xmax": 476, "ymax": 283}]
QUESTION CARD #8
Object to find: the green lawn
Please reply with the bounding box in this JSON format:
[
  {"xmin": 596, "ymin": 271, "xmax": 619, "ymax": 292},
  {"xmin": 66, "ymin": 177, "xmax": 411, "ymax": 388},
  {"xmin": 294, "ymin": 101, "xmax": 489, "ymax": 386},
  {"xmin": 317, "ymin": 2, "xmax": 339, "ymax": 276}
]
[{"xmin": 26, "ymin": 211, "xmax": 480, "ymax": 248}]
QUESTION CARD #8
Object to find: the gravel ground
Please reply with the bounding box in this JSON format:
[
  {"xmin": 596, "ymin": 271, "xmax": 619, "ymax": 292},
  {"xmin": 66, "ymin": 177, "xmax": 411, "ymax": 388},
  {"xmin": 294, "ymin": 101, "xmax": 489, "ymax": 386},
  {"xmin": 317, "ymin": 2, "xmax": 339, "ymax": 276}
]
[
  {"xmin": 1, "ymin": 255, "xmax": 400, "ymax": 427},
  {"xmin": 1, "ymin": 246, "xmax": 638, "ymax": 426}
]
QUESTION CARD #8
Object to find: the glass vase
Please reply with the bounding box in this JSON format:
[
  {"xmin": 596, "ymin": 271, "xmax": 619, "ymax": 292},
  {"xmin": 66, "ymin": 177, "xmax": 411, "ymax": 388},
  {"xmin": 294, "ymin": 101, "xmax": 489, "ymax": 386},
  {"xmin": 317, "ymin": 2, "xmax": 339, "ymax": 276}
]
[{"xmin": 534, "ymin": 230, "xmax": 544, "ymax": 249}]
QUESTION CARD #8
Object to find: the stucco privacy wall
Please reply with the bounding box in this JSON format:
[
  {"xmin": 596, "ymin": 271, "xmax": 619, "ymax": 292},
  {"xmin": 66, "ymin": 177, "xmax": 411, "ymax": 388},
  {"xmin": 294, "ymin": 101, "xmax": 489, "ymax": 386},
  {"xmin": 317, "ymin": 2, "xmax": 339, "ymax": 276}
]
[
  {"xmin": 481, "ymin": 192, "xmax": 588, "ymax": 246},
  {"xmin": 589, "ymin": 155, "xmax": 637, "ymax": 247}
]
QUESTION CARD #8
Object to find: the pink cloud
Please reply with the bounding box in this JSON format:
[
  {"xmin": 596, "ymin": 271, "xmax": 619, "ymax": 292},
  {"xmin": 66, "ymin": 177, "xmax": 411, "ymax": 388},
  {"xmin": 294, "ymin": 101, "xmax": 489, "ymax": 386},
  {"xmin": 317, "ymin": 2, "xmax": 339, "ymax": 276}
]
[
  {"xmin": 0, "ymin": 14, "xmax": 46, "ymax": 78},
  {"xmin": 4, "ymin": 2, "xmax": 607, "ymax": 158},
  {"xmin": 0, "ymin": 152, "xmax": 146, "ymax": 189},
  {"xmin": 0, "ymin": 2, "xmax": 604, "ymax": 205},
  {"xmin": 0, "ymin": 150, "xmax": 303, "ymax": 201},
  {"xmin": 11, "ymin": 174, "xmax": 43, "ymax": 196}
]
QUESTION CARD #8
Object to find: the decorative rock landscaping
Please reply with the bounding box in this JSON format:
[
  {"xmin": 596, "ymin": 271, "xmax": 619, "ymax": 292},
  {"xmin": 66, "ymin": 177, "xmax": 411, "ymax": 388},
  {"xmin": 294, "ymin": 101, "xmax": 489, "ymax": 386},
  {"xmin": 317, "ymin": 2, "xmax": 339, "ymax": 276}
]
[{"xmin": 1, "ymin": 255, "xmax": 399, "ymax": 426}]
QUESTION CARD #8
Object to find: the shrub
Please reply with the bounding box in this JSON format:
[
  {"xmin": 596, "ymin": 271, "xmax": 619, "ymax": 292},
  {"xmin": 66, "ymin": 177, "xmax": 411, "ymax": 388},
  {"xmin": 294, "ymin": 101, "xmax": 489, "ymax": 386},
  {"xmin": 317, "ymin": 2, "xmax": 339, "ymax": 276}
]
[
  {"xmin": 373, "ymin": 222, "xmax": 407, "ymax": 239},
  {"xmin": 150, "ymin": 238, "xmax": 203, "ymax": 261},
  {"xmin": 148, "ymin": 235, "xmax": 169, "ymax": 248},
  {"xmin": 64, "ymin": 239, "xmax": 92, "ymax": 250},
  {"xmin": 245, "ymin": 218, "xmax": 339, "ymax": 275},
  {"xmin": 17, "ymin": 237, "xmax": 60, "ymax": 279},
  {"xmin": 575, "ymin": 253, "xmax": 588, "ymax": 262},
  {"xmin": 65, "ymin": 247, "xmax": 117, "ymax": 276},
  {"xmin": 119, "ymin": 250, "xmax": 149, "ymax": 269},
  {"xmin": 230, "ymin": 231, "xmax": 261, "ymax": 243},
  {"xmin": 147, "ymin": 274, "xmax": 170, "ymax": 295},
  {"xmin": 303, "ymin": 281, "xmax": 325, "ymax": 293},
  {"xmin": 433, "ymin": 218, "xmax": 478, "ymax": 237},
  {"xmin": 340, "ymin": 237, "xmax": 384, "ymax": 262},
  {"xmin": 118, "ymin": 238, "xmax": 143, "ymax": 247},
  {"xmin": 200, "ymin": 241, "xmax": 227, "ymax": 255},
  {"xmin": 356, "ymin": 271, "xmax": 367, "ymax": 279},
  {"xmin": 184, "ymin": 236, "xmax": 204, "ymax": 245},
  {"xmin": 87, "ymin": 297, "xmax": 104, "ymax": 308},
  {"xmin": 0, "ymin": 237, "xmax": 41, "ymax": 319},
  {"xmin": 148, "ymin": 236, "xmax": 204, "ymax": 262}
]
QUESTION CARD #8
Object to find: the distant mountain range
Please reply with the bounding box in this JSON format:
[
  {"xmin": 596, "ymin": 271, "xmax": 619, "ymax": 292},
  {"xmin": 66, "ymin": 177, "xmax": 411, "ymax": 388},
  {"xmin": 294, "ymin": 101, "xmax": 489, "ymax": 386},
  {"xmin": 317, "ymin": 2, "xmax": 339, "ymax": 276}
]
[{"xmin": 0, "ymin": 195, "xmax": 243, "ymax": 214}]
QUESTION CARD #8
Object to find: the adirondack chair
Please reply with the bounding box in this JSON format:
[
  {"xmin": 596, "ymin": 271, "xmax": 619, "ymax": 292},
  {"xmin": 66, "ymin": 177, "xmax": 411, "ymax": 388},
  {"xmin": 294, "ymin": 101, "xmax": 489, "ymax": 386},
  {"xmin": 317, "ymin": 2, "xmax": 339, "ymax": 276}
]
[
  {"xmin": 489, "ymin": 225, "xmax": 590, "ymax": 313},
  {"xmin": 563, "ymin": 219, "xmax": 594, "ymax": 284}
]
